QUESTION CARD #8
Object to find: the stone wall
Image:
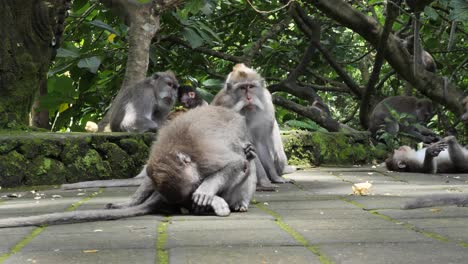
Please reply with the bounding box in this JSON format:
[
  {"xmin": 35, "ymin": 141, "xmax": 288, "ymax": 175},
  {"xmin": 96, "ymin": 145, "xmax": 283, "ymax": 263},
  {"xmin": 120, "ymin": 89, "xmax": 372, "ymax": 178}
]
[
  {"xmin": 0, "ymin": 132, "xmax": 154, "ymax": 188},
  {"xmin": 0, "ymin": 131, "xmax": 387, "ymax": 188}
]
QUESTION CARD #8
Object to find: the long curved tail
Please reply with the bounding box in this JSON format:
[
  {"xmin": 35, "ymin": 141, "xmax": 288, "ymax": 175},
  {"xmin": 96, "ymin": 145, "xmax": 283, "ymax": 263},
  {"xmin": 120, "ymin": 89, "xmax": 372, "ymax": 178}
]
[
  {"xmin": 0, "ymin": 192, "xmax": 161, "ymax": 228},
  {"xmin": 402, "ymin": 193, "xmax": 468, "ymax": 209},
  {"xmin": 62, "ymin": 178, "xmax": 144, "ymax": 190}
]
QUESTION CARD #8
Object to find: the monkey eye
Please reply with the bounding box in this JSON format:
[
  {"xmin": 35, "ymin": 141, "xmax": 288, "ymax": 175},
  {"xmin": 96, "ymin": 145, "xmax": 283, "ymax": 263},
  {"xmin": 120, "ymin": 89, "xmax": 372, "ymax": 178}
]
[
  {"xmin": 167, "ymin": 82, "xmax": 173, "ymax": 87},
  {"xmin": 240, "ymin": 86, "xmax": 247, "ymax": 91}
]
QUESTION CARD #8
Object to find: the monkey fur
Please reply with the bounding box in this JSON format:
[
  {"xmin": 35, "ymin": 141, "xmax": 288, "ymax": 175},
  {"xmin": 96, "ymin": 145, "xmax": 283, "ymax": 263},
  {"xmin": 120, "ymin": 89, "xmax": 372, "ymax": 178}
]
[
  {"xmin": 212, "ymin": 63, "xmax": 295, "ymax": 191},
  {"xmin": 368, "ymin": 96, "xmax": 439, "ymax": 143},
  {"xmin": 109, "ymin": 71, "xmax": 179, "ymax": 132},
  {"xmin": 0, "ymin": 106, "xmax": 257, "ymax": 227}
]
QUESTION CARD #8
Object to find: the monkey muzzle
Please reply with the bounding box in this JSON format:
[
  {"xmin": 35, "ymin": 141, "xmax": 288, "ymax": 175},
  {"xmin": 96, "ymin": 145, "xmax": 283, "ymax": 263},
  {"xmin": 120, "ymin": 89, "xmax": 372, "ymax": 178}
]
[{"xmin": 162, "ymin": 97, "xmax": 174, "ymax": 105}]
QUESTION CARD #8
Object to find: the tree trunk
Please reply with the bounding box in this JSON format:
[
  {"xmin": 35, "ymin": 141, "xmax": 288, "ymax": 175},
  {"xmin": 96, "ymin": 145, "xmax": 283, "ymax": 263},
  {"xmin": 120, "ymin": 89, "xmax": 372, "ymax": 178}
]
[
  {"xmin": 97, "ymin": 2, "xmax": 161, "ymax": 131},
  {"xmin": 0, "ymin": 0, "xmax": 64, "ymax": 129}
]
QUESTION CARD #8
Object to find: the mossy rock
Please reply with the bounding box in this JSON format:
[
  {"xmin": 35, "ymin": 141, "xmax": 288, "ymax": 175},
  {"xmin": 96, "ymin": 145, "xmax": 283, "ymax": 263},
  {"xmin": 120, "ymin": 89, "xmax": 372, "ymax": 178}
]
[
  {"xmin": 282, "ymin": 130, "xmax": 388, "ymax": 167},
  {"xmin": 0, "ymin": 150, "xmax": 28, "ymax": 187},
  {"xmin": 0, "ymin": 132, "xmax": 153, "ymax": 187},
  {"xmin": 26, "ymin": 156, "xmax": 68, "ymax": 185}
]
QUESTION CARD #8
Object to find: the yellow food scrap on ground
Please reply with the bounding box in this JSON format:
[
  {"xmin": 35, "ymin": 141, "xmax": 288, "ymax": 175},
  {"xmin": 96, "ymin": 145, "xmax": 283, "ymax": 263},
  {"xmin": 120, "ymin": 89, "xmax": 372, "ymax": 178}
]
[{"xmin": 352, "ymin": 181, "xmax": 372, "ymax": 195}]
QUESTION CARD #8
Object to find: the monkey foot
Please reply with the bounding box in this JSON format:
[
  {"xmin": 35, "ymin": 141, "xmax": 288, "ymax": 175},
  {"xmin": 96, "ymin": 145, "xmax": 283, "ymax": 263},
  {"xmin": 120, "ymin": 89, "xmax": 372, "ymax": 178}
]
[
  {"xmin": 232, "ymin": 204, "xmax": 248, "ymax": 212},
  {"xmin": 105, "ymin": 203, "xmax": 119, "ymax": 209},
  {"xmin": 271, "ymin": 176, "xmax": 294, "ymax": 184},
  {"xmin": 282, "ymin": 165, "xmax": 297, "ymax": 174},
  {"xmin": 212, "ymin": 196, "xmax": 231, "ymax": 217},
  {"xmin": 256, "ymin": 183, "xmax": 278, "ymax": 192}
]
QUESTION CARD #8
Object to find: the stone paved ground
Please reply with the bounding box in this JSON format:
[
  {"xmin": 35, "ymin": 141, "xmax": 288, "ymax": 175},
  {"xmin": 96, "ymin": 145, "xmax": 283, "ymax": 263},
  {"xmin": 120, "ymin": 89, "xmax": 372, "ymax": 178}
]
[{"xmin": 0, "ymin": 166, "xmax": 467, "ymax": 264}]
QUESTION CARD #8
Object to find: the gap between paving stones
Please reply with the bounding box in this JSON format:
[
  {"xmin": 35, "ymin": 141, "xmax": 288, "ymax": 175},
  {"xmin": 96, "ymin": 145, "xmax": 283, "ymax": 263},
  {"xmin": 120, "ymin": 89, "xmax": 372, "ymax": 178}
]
[
  {"xmin": 156, "ymin": 216, "xmax": 171, "ymax": 264},
  {"xmin": 340, "ymin": 197, "xmax": 468, "ymax": 249},
  {"xmin": 296, "ymin": 170, "xmax": 468, "ymax": 249},
  {"xmin": 0, "ymin": 189, "xmax": 104, "ymax": 264},
  {"xmin": 255, "ymin": 203, "xmax": 335, "ymax": 264}
]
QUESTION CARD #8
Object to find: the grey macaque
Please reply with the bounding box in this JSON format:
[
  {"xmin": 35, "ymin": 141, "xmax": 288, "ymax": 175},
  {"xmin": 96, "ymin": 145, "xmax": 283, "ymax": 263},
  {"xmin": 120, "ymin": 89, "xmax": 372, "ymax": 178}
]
[
  {"xmin": 61, "ymin": 166, "xmax": 147, "ymax": 190},
  {"xmin": 178, "ymin": 85, "xmax": 208, "ymax": 109},
  {"xmin": 166, "ymin": 85, "xmax": 209, "ymax": 121},
  {"xmin": 109, "ymin": 71, "xmax": 179, "ymax": 132},
  {"xmin": 461, "ymin": 96, "xmax": 468, "ymax": 123},
  {"xmin": 402, "ymin": 194, "xmax": 468, "ymax": 209},
  {"xmin": 0, "ymin": 106, "xmax": 257, "ymax": 227},
  {"xmin": 385, "ymin": 136, "xmax": 468, "ymax": 174},
  {"xmin": 368, "ymin": 96, "xmax": 439, "ymax": 143},
  {"xmin": 212, "ymin": 63, "xmax": 295, "ymax": 191}
]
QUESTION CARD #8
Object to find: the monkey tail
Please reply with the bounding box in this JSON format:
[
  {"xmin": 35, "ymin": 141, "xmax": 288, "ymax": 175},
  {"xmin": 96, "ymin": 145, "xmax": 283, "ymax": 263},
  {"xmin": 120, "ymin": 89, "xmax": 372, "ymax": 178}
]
[
  {"xmin": 0, "ymin": 193, "xmax": 161, "ymax": 228},
  {"xmin": 62, "ymin": 178, "xmax": 144, "ymax": 190},
  {"xmin": 402, "ymin": 194, "xmax": 468, "ymax": 209}
]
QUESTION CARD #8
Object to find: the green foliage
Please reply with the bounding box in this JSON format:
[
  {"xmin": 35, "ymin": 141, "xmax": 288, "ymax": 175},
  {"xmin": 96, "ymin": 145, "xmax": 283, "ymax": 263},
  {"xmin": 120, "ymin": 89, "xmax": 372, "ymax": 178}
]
[{"xmin": 39, "ymin": 0, "xmax": 467, "ymax": 136}]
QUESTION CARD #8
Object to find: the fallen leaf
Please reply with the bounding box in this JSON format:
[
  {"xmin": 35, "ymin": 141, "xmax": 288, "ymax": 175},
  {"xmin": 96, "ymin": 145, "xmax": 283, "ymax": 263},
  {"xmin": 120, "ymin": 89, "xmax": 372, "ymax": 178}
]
[{"xmin": 82, "ymin": 249, "xmax": 99, "ymax": 253}]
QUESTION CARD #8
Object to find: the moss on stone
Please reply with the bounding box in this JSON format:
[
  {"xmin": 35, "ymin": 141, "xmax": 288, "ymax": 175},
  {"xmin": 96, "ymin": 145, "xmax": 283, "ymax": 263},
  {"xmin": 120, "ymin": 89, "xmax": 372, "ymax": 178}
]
[
  {"xmin": 26, "ymin": 156, "xmax": 68, "ymax": 185},
  {"xmin": 0, "ymin": 151, "xmax": 28, "ymax": 187},
  {"xmin": 96, "ymin": 142, "xmax": 134, "ymax": 179},
  {"xmin": 119, "ymin": 138, "xmax": 150, "ymax": 163},
  {"xmin": 0, "ymin": 139, "xmax": 18, "ymax": 154},
  {"xmin": 66, "ymin": 149, "xmax": 112, "ymax": 183},
  {"xmin": 282, "ymin": 130, "xmax": 388, "ymax": 166}
]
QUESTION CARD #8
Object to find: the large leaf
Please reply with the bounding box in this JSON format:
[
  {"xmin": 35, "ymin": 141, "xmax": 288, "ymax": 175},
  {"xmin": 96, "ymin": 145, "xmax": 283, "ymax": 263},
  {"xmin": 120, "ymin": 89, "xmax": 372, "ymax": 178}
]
[
  {"xmin": 449, "ymin": 0, "xmax": 468, "ymax": 21},
  {"xmin": 77, "ymin": 56, "xmax": 101, "ymax": 73},
  {"xmin": 182, "ymin": 28, "xmax": 204, "ymax": 48},
  {"xmin": 89, "ymin": 20, "xmax": 120, "ymax": 35},
  {"xmin": 56, "ymin": 48, "xmax": 80, "ymax": 58}
]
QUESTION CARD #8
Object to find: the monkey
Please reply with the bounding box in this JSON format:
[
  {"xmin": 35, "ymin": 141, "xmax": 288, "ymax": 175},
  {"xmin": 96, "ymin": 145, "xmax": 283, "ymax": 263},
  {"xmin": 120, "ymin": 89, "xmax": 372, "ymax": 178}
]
[
  {"xmin": 71, "ymin": 86, "xmax": 209, "ymax": 189},
  {"xmin": 109, "ymin": 71, "xmax": 179, "ymax": 132},
  {"xmin": 368, "ymin": 96, "xmax": 439, "ymax": 143},
  {"xmin": 0, "ymin": 106, "xmax": 257, "ymax": 227},
  {"xmin": 178, "ymin": 85, "xmax": 208, "ymax": 109},
  {"xmin": 61, "ymin": 165, "xmax": 147, "ymax": 190},
  {"xmin": 404, "ymin": 1, "xmax": 436, "ymax": 74},
  {"xmin": 211, "ymin": 63, "xmax": 295, "ymax": 191},
  {"xmin": 461, "ymin": 96, "xmax": 468, "ymax": 123},
  {"xmin": 402, "ymin": 193, "xmax": 468, "ymax": 209},
  {"xmin": 385, "ymin": 136, "xmax": 468, "ymax": 174},
  {"xmin": 166, "ymin": 85, "xmax": 209, "ymax": 121},
  {"xmin": 401, "ymin": 36, "xmax": 436, "ymax": 73}
]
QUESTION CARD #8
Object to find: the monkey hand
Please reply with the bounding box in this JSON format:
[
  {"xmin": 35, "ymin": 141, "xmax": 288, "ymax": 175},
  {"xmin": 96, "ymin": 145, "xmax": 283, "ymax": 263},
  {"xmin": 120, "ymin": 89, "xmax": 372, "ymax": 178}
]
[
  {"xmin": 243, "ymin": 143, "xmax": 257, "ymax": 160},
  {"xmin": 426, "ymin": 142, "xmax": 447, "ymax": 157}
]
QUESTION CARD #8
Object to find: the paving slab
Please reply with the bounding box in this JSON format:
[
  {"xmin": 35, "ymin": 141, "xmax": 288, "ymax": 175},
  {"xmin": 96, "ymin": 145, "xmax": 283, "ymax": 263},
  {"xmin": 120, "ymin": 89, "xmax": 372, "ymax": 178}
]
[
  {"xmin": 319, "ymin": 242, "xmax": 468, "ymax": 264},
  {"xmin": 4, "ymin": 249, "xmax": 156, "ymax": 264},
  {"xmin": 0, "ymin": 166, "xmax": 467, "ymax": 264},
  {"xmin": 166, "ymin": 219, "xmax": 299, "ymax": 248},
  {"xmin": 169, "ymin": 246, "xmax": 322, "ymax": 264}
]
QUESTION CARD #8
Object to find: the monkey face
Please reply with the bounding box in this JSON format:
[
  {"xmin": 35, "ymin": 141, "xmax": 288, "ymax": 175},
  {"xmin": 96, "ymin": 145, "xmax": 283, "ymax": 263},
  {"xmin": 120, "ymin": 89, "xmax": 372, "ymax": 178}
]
[
  {"xmin": 415, "ymin": 100, "xmax": 434, "ymax": 122},
  {"xmin": 149, "ymin": 152, "xmax": 200, "ymax": 204},
  {"xmin": 228, "ymin": 81, "xmax": 265, "ymax": 112},
  {"xmin": 154, "ymin": 74, "xmax": 179, "ymax": 106}
]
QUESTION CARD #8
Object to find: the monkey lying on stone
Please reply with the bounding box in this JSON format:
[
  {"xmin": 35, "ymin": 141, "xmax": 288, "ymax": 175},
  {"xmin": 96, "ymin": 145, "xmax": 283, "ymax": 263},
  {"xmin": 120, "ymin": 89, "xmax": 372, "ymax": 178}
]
[
  {"xmin": 369, "ymin": 96, "xmax": 439, "ymax": 143},
  {"xmin": 212, "ymin": 63, "xmax": 295, "ymax": 191},
  {"xmin": 0, "ymin": 106, "xmax": 257, "ymax": 227},
  {"xmin": 386, "ymin": 136, "xmax": 468, "ymax": 173}
]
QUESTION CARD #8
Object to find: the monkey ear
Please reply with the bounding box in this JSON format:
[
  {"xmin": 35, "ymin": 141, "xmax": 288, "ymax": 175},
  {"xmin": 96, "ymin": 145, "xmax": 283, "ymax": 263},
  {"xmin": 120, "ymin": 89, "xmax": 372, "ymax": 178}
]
[
  {"xmin": 397, "ymin": 161, "xmax": 407, "ymax": 169},
  {"xmin": 176, "ymin": 152, "xmax": 191, "ymax": 165},
  {"xmin": 226, "ymin": 83, "xmax": 233, "ymax": 91}
]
